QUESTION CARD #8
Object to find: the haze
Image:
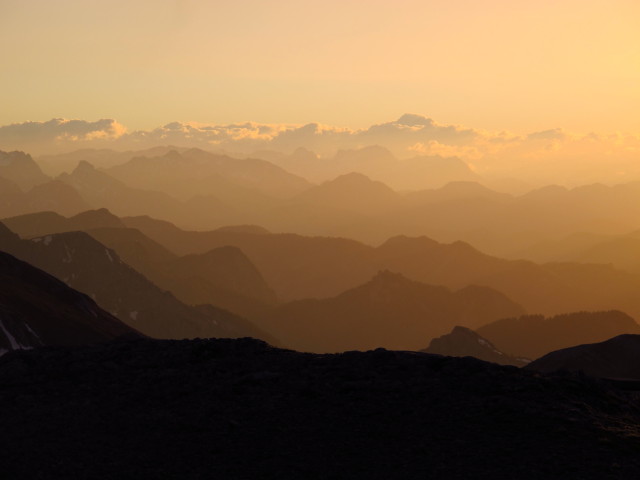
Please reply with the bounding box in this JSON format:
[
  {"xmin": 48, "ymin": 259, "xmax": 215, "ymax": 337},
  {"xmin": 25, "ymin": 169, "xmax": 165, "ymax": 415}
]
[{"xmin": 1, "ymin": 0, "xmax": 639, "ymax": 133}]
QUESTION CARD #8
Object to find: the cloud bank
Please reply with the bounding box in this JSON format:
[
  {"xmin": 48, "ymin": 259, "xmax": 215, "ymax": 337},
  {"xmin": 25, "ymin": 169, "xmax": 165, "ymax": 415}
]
[{"xmin": 1, "ymin": 115, "xmax": 639, "ymax": 187}]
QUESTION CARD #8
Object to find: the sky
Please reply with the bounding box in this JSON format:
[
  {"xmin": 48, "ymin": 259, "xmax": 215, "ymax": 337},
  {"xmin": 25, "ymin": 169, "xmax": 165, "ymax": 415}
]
[{"xmin": 1, "ymin": 0, "xmax": 639, "ymax": 133}]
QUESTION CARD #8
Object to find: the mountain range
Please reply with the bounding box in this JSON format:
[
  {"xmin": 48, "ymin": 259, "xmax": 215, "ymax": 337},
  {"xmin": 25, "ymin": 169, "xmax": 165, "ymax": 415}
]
[
  {"xmin": 0, "ymin": 221, "xmax": 268, "ymax": 341},
  {"xmin": 254, "ymin": 270, "xmax": 524, "ymax": 352}
]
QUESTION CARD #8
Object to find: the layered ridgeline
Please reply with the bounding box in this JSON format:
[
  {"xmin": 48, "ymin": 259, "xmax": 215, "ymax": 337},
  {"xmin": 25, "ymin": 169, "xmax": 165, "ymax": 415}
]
[
  {"xmin": 251, "ymin": 144, "xmax": 481, "ymax": 189},
  {"xmin": 0, "ymin": 222, "xmax": 268, "ymax": 342},
  {"xmin": 0, "ymin": 250, "xmax": 139, "ymax": 354},
  {"xmin": 110, "ymin": 215, "xmax": 640, "ymax": 321},
  {"xmin": 6, "ymin": 209, "xmax": 640, "ymax": 353},
  {"xmin": 10, "ymin": 147, "xmax": 640, "ymax": 256},
  {"xmin": 422, "ymin": 326, "xmax": 530, "ymax": 366},
  {"xmin": 0, "ymin": 151, "xmax": 89, "ymax": 218},
  {"xmin": 1, "ymin": 209, "xmax": 278, "ymax": 318},
  {"xmin": 476, "ymin": 311, "xmax": 640, "ymax": 359},
  {"xmin": 255, "ymin": 271, "xmax": 524, "ymax": 352}
]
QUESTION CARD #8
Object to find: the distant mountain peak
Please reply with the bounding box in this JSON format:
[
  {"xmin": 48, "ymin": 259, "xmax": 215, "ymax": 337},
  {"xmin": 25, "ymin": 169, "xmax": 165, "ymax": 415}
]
[
  {"xmin": 163, "ymin": 150, "xmax": 183, "ymax": 161},
  {"xmin": 70, "ymin": 208, "xmax": 125, "ymax": 229},
  {"xmin": 0, "ymin": 150, "xmax": 33, "ymax": 166},
  {"xmin": 73, "ymin": 160, "xmax": 96, "ymax": 173}
]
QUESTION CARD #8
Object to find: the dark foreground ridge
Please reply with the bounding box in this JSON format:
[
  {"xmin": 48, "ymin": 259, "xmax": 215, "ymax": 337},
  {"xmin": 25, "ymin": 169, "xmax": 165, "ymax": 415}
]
[{"xmin": 2, "ymin": 338, "xmax": 640, "ymax": 479}]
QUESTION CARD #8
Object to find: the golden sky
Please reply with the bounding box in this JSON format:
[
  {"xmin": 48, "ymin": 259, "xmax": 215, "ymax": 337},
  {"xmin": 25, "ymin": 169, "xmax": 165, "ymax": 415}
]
[{"xmin": 1, "ymin": 0, "xmax": 639, "ymax": 133}]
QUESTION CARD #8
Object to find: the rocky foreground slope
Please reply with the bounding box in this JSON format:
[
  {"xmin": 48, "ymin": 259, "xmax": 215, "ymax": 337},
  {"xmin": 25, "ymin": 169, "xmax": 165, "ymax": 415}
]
[{"xmin": 1, "ymin": 337, "xmax": 640, "ymax": 479}]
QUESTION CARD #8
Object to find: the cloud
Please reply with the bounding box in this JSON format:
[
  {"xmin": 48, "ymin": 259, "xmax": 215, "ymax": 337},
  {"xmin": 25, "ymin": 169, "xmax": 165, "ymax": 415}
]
[
  {"xmin": 0, "ymin": 118, "xmax": 126, "ymax": 153},
  {"xmin": 2, "ymin": 115, "xmax": 640, "ymax": 187}
]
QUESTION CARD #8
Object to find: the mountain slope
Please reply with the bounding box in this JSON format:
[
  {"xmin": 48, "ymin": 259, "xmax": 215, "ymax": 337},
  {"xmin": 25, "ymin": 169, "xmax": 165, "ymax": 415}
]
[
  {"xmin": 256, "ymin": 271, "xmax": 524, "ymax": 352},
  {"xmin": 527, "ymin": 334, "xmax": 640, "ymax": 379},
  {"xmin": 476, "ymin": 310, "xmax": 640, "ymax": 359},
  {"xmin": 106, "ymin": 148, "xmax": 311, "ymax": 201},
  {"xmin": 1, "ymin": 211, "xmax": 277, "ymax": 317},
  {"xmin": 0, "ymin": 250, "xmax": 139, "ymax": 354},
  {"xmin": 0, "ymin": 150, "xmax": 50, "ymax": 190},
  {"xmin": 291, "ymin": 172, "xmax": 405, "ymax": 215},
  {"xmin": 121, "ymin": 215, "xmax": 640, "ymax": 319},
  {"xmin": 423, "ymin": 326, "xmax": 529, "ymax": 366},
  {"xmin": 0, "ymin": 223, "xmax": 269, "ymax": 341}
]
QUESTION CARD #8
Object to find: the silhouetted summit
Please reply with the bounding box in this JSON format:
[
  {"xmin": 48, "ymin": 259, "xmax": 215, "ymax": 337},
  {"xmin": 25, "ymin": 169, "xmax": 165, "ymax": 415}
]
[{"xmin": 423, "ymin": 326, "xmax": 529, "ymax": 366}]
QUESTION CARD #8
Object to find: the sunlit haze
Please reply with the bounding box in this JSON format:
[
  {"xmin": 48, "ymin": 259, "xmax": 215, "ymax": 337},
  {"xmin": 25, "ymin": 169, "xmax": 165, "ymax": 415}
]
[{"xmin": 1, "ymin": 0, "xmax": 639, "ymax": 133}]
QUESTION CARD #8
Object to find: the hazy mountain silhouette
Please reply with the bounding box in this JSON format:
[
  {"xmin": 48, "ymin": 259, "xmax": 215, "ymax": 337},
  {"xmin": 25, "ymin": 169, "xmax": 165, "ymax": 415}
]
[
  {"xmin": 16, "ymin": 147, "xmax": 640, "ymax": 253},
  {"xmin": 119, "ymin": 214, "xmax": 640, "ymax": 318},
  {"xmin": 0, "ymin": 150, "xmax": 50, "ymax": 190},
  {"xmin": 87, "ymin": 227, "xmax": 277, "ymax": 317},
  {"xmin": 255, "ymin": 271, "xmax": 524, "ymax": 352},
  {"xmin": 57, "ymin": 161, "xmax": 244, "ymax": 229},
  {"xmin": 2, "ymin": 209, "xmax": 278, "ymax": 317},
  {"xmin": 3, "ymin": 337, "xmax": 640, "ymax": 478},
  {"xmin": 290, "ymin": 172, "xmax": 405, "ymax": 216},
  {"xmin": 423, "ymin": 326, "xmax": 529, "ymax": 366},
  {"xmin": 406, "ymin": 181, "xmax": 510, "ymax": 205},
  {"xmin": 252, "ymin": 145, "xmax": 481, "ymax": 190},
  {"xmin": 513, "ymin": 231, "xmax": 612, "ymax": 262},
  {"xmin": 0, "ymin": 249, "xmax": 139, "ymax": 354},
  {"xmin": 0, "ymin": 223, "xmax": 268, "ymax": 341},
  {"xmin": 0, "ymin": 178, "xmax": 89, "ymax": 219},
  {"xmin": 0, "ymin": 176, "xmax": 22, "ymax": 197},
  {"xmin": 476, "ymin": 311, "xmax": 640, "ymax": 359},
  {"xmin": 1, "ymin": 208, "xmax": 124, "ymax": 238},
  {"xmin": 106, "ymin": 148, "xmax": 311, "ymax": 201},
  {"xmin": 36, "ymin": 146, "xmax": 193, "ymax": 176},
  {"xmin": 527, "ymin": 334, "xmax": 640, "ymax": 379}
]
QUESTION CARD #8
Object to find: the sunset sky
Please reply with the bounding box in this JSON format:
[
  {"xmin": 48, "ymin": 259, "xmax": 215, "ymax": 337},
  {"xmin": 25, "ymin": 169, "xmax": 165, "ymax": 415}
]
[{"xmin": 1, "ymin": 0, "xmax": 639, "ymax": 133}]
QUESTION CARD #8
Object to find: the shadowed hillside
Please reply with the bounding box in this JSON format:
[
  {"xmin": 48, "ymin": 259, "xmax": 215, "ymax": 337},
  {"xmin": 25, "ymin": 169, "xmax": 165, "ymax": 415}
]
[
  {"xmin": 0, "ymin": 250, "xmax": 139, "ymax": 354},
  {"xmin": 527, "ymin": 334, "xmax": 640, "ymax": 379},
  {"xmin": 477, "ymin": 311, "xmax": 640, "ymax": 359}
]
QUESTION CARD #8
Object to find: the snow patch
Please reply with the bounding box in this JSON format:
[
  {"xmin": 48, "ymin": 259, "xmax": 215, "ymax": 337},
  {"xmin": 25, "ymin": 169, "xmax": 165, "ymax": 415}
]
[
  {"xmin": 62, "ymin": 242, "xmax": 73, "ymax": 263},
  {"xmin": 129, "ymin": 311, "xmax": 138, "ymax": 320},
  {"xmin": 0, "ymin": 318, "xmax": 32, "ymax": 351},
  {"xmin": 478, "ymin": 337, "xmax": 503, "ymax": 355},
  {"xmin": 43, "ymin": 235, "xmax": 52, "ymax": 246},
  {"xmin": 105, "ymin": 249, "xmax": 114, "ymax": 263},
  {"xmin": 24, "ymin": 322, "xmax": 41, "ymax": 343},
  {"xmin": 0, "ymin": 318, "xmax": 21, "ymax": 350}
]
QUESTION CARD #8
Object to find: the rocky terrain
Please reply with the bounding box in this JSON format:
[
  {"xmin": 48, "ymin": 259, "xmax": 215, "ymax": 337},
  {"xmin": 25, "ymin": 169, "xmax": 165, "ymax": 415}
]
[
  {"xmin": 0, "ymin": 250, "xmax": 139, "ymax": 353},
  {"xmin": 1, "ymin": 337, "xmax": 640, "ymax": 479}
]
